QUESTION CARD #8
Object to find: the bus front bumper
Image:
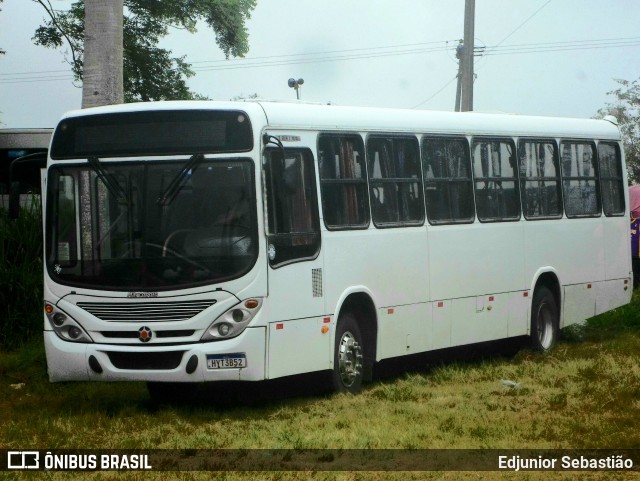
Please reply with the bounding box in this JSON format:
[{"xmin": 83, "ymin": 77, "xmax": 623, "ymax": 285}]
[{"xmin": 44, "ymin": 327, "xmax": 267, "ymax": 383}]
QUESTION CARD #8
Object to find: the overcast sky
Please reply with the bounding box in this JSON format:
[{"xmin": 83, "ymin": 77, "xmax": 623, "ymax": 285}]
[{"xmin": 1, "ymin": 0, "xmax": 639, "ymax": 128}]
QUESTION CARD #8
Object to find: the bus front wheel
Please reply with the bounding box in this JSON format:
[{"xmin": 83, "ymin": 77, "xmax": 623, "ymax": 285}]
[
  {"xmin": 331, "ymin": 313, "xmax": 364, "ymax": 394},
  {"xmin": 530, "ymin": 286, "xmax": 559, "ymax": 352}
]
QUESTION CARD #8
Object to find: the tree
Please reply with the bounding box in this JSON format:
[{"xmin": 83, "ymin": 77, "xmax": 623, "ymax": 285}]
[
  {"xmin": 32, "ymin": 0, "xmax": 256, "ymax": 103},
  {"xmin": 598, "ymin": 78, "xmax": 640, "ymax": 183},
  {"xmin": 82, "ymin": 0, "xmax": 123, "ymax": 107}
]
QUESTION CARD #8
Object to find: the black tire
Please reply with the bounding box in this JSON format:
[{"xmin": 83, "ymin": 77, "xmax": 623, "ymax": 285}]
[
  {"xmin": 530, "ymin": 286, "xmax": 559, "ymax": 352},
  {"xmin": 146, "ymin": 382, "xmax": 200, "ymax": 403},
  {"xmin": 331, "ymin": 313, "xmax": 365, "ymax": 393}
]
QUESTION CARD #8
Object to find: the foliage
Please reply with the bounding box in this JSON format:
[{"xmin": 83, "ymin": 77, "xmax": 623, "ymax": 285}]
[
  {"xmin": 598, "ymin": 78, "xmax": 640, "ymax": 183},
  {"xmin": 32, "ymin": 0, "xmax": 257, "ymax": 102},
  {"xmin": 0, "ymin": 201, "xmax": 43, "ymax": 350}
]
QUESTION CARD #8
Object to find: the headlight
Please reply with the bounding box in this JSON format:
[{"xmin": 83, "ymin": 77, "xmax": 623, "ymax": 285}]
[
  {"xmin": 44, "ymin": 302, "xmax": 93, "ymax": 343},
  {"xmin": 201, "ymin": 298, "xmax": 263, "ymax": 341}
]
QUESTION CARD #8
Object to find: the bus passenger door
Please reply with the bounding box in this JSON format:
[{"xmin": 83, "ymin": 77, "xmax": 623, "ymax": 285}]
[{"xmin": 263, "ymin": 145, "xmax": 329, "ymax": 379}]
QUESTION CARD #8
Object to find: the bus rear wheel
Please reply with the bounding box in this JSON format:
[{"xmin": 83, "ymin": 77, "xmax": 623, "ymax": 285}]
[
  {"xmin": 331, "ymin": 313, "xmax": 364, "ymax": 394},
  {"xmin": 530, "ymin": 286, "xmax": 559, "ymax": 352}
]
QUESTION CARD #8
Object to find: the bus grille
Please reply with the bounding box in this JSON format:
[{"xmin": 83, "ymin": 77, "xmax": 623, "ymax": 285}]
[
  {"xmin": 106, "ymin": 351, "xmax": 185, "ymax": 370},
  {"xmin": 77, "ymin": 300, "xmax": 216, "ymax": 322},
  {"xmin": 100, "ymin": 330, "xmax": 195, "ymax": 339}
]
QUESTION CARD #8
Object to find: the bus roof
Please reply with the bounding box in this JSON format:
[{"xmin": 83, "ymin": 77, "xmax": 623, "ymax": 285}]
[
  {"xmin": 55, "ymin": 100, "xmax": 621, "ymax": 141},
  {"xmin": 257, "ymin": 101, "xmax": 621, "ymax": 140}
]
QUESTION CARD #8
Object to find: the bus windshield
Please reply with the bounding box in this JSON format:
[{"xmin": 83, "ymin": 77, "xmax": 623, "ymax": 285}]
[{"xmin": 46, "ymin": 158, "xmax": 257, "ymax": 290}]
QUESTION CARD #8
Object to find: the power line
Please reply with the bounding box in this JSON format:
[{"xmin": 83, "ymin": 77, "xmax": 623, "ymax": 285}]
[
  {"xmin": 411, "ymin": 75, "xmax": 459, "ymax": 109},
  {"xmin": 490, "ymin": 0, "xmax": 553, "ymax": 51},
  {"xmin": 190, "ymin": 39, "xmax": 460, "ymax": 66},
  {"xmin": 1, "ymin": 36, "xmax": 639, "ymax": 83},
  {"xmin": 190, "ymin": 37, "xmax": 640, "ymax": 72},
  {"xmin": 485, "ymin": 38, "xmax": 640, "ymax": 55},
  {"xmin": 191, "ymin": 45, "xmax": 453, "ymax": 72},
  {"xmin": 0, "ymin": 68, "xmax": 70, "ymax": 77},
  {"xmin": 0, "ymin": 75, "xmax": 73, "ymax": 84}
]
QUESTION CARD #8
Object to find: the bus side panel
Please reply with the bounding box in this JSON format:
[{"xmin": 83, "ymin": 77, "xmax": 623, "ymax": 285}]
[
  {"xmin": 321, "ymin": 227, "xmax": 431, "ymax": 362},
  {"xmin": 323, "ymin": 227, "xmax": 429, "ymax": 322},
  {"xmin": 377, "ymin": 302, "xmax": 430, "ymax": 360},
  {"xmin": 264, "ymin": 259, "xmax": 326, "ymax": 379},
  {"xmin": 507, "ymin": 290, "xmax": 530, "ymax": 337},
  {"xmin": 563, "ymin": 283, "xmax": 596, "ymax": 327},
  {"xmin": 264, "ymin": 260, "xmax": 325, "ymax": 329},
  {"xmin": 450, "ymin": 293, "xmax": 509, "ymax": 346},
  {"xmin": 524, "ymin": 219, "xmax": 603, "ymax": 290},
  {"xmin": 595, "ymin": 279, "xmax": 631, "ymax": 316},
  {"xmin": 428, "ymin": 222, "xmax": 525, "ymax": 302},
  {"xmin": 267, "ymin": 317, "xmax": 331, "ymax": 379},
  {"xmin": 431, "ymin": 300, "xmax": 452, "ymax": 350},
  {"xmin": 603, "ymin": 215, "xmax": 632, "ymax": 281},
  {"xmin": 428, "ymin": 222, "xmax": 525, "ymax": 347}
]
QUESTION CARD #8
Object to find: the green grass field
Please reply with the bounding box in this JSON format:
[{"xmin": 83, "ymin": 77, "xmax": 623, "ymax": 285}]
[{"xmin": 1, "ymin": 291, "xmax": 639, "ymax": 481}]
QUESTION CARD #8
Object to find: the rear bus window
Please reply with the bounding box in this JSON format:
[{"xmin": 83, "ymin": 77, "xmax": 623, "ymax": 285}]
[{"xmin": 598, "ymin": 142, "xmax": 625, "ymax": 216}]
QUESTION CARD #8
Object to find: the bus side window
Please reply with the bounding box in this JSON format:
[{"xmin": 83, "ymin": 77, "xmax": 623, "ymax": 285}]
[
  {"xmin": 367, "ymin": 135, "xmax": 424, "ymax": 227},
  {"xmin": 422, "ymin": 136, "xmax": 475, "ymax": 224},
  {"xmin": 472, "ymin": 138, "xmax": 520, "ymax": 222},
  {"xmin": 518, "ymin": 139, "xmax": 562, "ymax": 219},
  {"xmin": 560, "ymin": 141, "xmax": 600, "ymax": 218},
  {"xmin": 597, "ymin": 142, "xmax": 625, "ymax": 216},
  {"xmin": 264, "ymin": 148, "xmax": 320, "ymax": 268},
  {"xmin": 318, "ymin": 134, "xmax": 369, "ymax": 229}
]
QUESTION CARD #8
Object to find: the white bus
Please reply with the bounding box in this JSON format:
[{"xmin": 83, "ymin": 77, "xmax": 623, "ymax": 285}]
[{"xmin": 42, "ymin": 101, "xmax": 631, "ymax": 399}]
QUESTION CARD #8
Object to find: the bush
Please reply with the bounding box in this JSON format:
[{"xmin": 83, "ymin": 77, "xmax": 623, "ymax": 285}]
[{"xmin": 0, "ymin": 201, "xmax": 43, "ymax": 350}]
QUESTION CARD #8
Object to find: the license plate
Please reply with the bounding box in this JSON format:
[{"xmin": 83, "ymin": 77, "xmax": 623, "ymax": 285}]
[{"xmin": 206, "ymin": 353, "xmax": 247, "ymax": 369}]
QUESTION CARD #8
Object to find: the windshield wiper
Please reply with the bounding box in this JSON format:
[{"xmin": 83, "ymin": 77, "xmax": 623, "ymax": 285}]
[
  {"xmin": 157, "ymin": 153, "xmax": 204, "ymax": 206},
  {"xmin": 87, "ymin": 156, "xmax": 128, "ymax": 204}
]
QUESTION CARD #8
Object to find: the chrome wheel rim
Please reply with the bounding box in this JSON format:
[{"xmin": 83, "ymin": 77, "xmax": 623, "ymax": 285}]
[
  {"xmin": 536, "ymin": 302, "xmax": 554, "ymax": 350},
  {"xmin": 338, "ymin": 330, "xmax": 363, "ymax": 388}
]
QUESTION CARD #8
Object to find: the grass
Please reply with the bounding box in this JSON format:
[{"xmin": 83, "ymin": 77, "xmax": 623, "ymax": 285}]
[{"xmin": 1, "ymin": 292, "xmax": 640, "ymax": 480}]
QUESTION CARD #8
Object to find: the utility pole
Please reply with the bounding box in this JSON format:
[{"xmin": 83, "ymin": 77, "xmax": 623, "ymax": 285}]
[
  {"xmin": 460, "ymin": 0, "xmax": 475, "ymax": 112},
  {"xmin": 454, "ymin": 40, "xmax": 463, "ymax": 112}
]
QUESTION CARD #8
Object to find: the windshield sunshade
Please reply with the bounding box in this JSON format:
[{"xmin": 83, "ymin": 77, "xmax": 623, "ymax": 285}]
[
  {"xmin": 50, "ymin": 110, "xmax": 253, "ymax": 159},
  {"xmin": 46, "ymin": 159, "xmax": 258, "ymax": 290}
]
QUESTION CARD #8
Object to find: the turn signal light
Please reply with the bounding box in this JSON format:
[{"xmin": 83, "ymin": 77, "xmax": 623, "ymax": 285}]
[{"xmin": 244, "ymin": 299, "xmax": 259, "ymax": 309}]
